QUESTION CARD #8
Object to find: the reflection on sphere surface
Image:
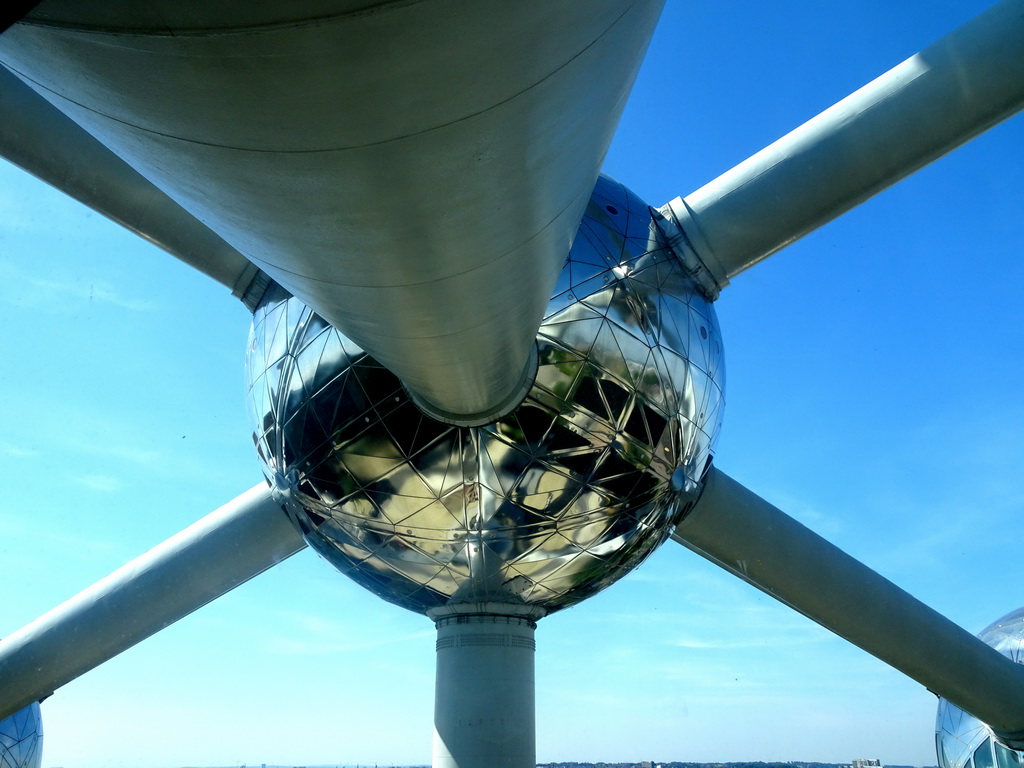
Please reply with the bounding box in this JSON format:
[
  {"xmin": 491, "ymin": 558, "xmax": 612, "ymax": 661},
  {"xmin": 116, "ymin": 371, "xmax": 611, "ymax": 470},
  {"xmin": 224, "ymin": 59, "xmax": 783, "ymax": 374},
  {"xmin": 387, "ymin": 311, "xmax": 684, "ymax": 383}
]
[
  {"xmin": 935, "ymin": 608, "xmax": 1024, "ymax": 768},
  {"xmin": 0, "ymin": 703, "xmax": 43, "ymax": 768},
  {"xmin": 246, "ymin": 176, "xmax": 725, "ymax": 616}
]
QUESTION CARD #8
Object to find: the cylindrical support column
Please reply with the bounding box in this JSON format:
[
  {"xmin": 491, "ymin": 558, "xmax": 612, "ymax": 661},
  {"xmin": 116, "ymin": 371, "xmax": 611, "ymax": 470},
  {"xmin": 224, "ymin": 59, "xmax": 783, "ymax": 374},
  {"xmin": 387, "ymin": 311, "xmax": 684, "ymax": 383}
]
[{"xmin": 432, "ymin": 612, "xmax": 538, "ymax": 768}]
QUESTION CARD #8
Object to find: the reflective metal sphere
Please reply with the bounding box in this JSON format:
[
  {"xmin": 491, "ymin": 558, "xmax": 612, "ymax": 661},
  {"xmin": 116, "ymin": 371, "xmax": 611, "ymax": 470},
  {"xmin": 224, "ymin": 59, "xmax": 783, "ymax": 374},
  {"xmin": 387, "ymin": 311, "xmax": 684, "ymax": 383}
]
[
  {"xmin": 0, "ymin": 703, "xmax": 42, "ymax": 768},
  {"xmin": 935, "ymin": 608, "xmax": 1024, "ymax": 768},
  {"xmin": 246, "ymin": 175, "xmax": 725, "ymax": 616}
]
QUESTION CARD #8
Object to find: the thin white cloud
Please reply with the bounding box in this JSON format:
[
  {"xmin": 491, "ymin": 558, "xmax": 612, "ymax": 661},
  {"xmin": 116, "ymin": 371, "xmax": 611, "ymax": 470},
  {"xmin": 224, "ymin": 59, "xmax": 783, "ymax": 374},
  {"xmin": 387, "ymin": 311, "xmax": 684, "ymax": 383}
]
[
  {"xmin": 0, "ymin": 442, "xmax": 39, "ymax": 458},
  {"xmin": 6, "ymin": 396, "xmax": 165, "ymax": 469},
  {"xmin": 672, "ymin": 631, "xmax": 827, "ymax": 650},
  {"xmin": 64, "ymin": 436, "xmax": 162, "ymax": 466},
  {"xmin": 257, "ymin": 608, "xmax": 434, "ymax": 656},
  {"xmin": 0, "ymin": 259, "xmax": 155, "ymax": 312},
  {"xmin": 76, "ymin": 473, "xmax": 122, "ymax": 492}
]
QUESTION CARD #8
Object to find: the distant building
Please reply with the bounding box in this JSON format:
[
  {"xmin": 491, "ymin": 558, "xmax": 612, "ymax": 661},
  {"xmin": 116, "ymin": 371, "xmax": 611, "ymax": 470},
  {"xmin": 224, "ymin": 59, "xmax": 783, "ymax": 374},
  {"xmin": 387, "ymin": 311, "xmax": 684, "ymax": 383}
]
[{"xmin": 842, "ymin": 758, "xmax": 883, "ymax": 768}]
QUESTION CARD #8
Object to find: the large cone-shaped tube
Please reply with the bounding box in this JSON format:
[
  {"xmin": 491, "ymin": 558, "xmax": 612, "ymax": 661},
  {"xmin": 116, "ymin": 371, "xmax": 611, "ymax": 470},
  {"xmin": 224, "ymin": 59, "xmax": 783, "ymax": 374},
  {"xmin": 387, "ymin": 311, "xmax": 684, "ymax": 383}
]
[{"xmin": 0, "ymin": 1, "xmax": 665, "ymax": 424}]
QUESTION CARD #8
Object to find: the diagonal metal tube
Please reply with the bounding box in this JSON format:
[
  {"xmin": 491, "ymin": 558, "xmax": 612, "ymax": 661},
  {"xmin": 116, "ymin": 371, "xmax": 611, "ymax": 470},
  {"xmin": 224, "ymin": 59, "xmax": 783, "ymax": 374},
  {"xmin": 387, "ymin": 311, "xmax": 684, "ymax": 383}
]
[
  {"xmin": 672, "ymin": 467, "xmax": 1024, "ymax": 749},
  {"xmin": 658, "ymin": 0, "xmax": 1024, "ymax": 293},
  {"xmin": 0, "ymin": 65, "xmax": 264, "ymax": 305},
  {"xmin": 0, "ymin": 485, "xmax": 306, "ymax": 721}
]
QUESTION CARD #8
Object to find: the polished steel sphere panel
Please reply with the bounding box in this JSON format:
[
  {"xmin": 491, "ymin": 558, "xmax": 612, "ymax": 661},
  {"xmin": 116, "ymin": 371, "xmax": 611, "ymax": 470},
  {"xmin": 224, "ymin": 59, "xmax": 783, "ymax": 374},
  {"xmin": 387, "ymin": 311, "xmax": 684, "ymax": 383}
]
[
  {"xmin": 246, "ymin": 175, "xmax": 724, "ymax": 615},
  {"xmin": 0, "ymin": 703, "xmax": 43, "ymax": 768},
  {"xmin": 935, "ymin": 608, "xmax": 1024, "ymax": 768}
]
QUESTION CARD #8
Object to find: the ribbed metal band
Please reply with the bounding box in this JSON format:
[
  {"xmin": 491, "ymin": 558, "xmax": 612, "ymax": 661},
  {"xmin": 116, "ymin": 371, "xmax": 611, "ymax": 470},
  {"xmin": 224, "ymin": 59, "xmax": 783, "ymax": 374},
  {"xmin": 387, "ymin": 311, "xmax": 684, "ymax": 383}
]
[{"xmin": 436, "ymin": 632, "xmax": 536, "ymax": 652}]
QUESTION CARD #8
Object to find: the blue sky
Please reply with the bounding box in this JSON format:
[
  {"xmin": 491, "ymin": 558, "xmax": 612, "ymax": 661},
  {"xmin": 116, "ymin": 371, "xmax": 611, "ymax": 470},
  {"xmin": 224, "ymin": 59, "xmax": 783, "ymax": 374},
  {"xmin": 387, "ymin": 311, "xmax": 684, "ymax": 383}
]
[{"xmin": 2, "ymin": 2, "xmax": 1023, "ymax": 767}]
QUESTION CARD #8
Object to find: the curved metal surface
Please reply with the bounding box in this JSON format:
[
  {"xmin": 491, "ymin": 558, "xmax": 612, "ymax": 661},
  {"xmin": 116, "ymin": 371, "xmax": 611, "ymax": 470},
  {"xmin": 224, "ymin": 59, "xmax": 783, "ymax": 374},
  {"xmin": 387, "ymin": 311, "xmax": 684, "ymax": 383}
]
[
  {"xmin": 433, "ymin": 615, "xmax": 537, "ymax": 768},
  {"xmin": 0, "ymin": 704, "xmax": 42, "ymax": 768},
  {"xmin": 246, "ymin": 175, "xmax": 724, "ymax": 616},
  {"xmin": 0, "ymin": 2, "xmax": 42, "ymax": 35},
  {"xmin": 0, "ymin": 486, "xmax": 306, "ymax": 722},
  {"xmin": 937, "ymin": 609, "xmax": 1024, "ymax": 762},
  {"xmin": 0, "ymin": 64, "xmax": 261, "ymax": 299},
  {"xmin": 0, "ymin": 0, "xmax": 665, "ymax": 422},
  {"xmin": 659, "ymin": 0, "xmax": 1024, "ymax": 290}
]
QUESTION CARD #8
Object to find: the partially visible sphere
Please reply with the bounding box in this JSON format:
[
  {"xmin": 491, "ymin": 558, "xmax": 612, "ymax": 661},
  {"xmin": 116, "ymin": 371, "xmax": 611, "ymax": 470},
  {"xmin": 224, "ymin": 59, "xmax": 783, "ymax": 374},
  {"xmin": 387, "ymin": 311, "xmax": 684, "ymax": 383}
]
[
  {"xmin": 246, "ymin": 175, "xmax": 725, "ymax": 616},
  {"xmin": 935, "ymin": 607, "xmax": 1024, "ymax": 768},
  {"xmin": 0, "ymin": 703, "xmax": 43, "ymax": 768}
]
